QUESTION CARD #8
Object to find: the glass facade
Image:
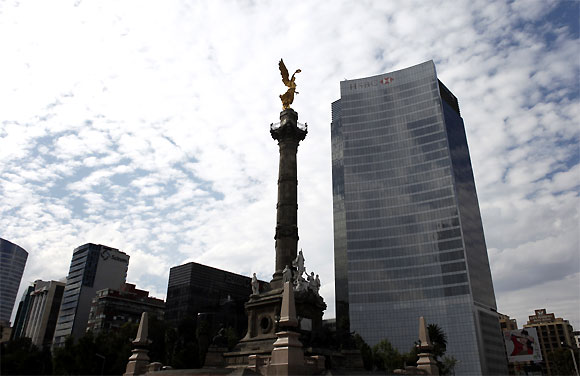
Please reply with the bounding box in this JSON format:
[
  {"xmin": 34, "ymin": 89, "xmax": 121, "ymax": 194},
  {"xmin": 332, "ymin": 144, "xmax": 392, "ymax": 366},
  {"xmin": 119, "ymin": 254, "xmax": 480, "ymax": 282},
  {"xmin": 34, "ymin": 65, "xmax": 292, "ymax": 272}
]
[
  {"xmin": 165, "ymin": 262, "xmax": 260, "ymax": 339},
  {"xmin": 0, "ymin": 238, "xmax": 28, "ymax": 324},
  {"xmin": 331, "ymin": 61, "xmax": 506, "ymax": 375}
]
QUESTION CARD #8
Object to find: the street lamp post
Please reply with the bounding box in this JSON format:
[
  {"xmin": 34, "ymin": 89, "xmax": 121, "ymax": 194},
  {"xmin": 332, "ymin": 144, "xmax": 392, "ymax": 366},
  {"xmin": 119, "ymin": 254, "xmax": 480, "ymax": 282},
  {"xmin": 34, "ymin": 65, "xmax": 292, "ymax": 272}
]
[
  {"xmin": 95, "ymin": 353, "xmax": 106, "ymax": 375},
  {"xmin": 561, "ymin": 342, "xmax": 579, "ymax": 376}
]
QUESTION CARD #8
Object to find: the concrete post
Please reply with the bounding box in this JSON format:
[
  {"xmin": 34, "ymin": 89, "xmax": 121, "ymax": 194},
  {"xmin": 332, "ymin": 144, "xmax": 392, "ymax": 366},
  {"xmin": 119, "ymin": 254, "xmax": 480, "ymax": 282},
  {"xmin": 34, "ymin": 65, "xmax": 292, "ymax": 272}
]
[
  {"xmin": 416, "ymin": 316, "xmax": 439, "ymax": 375},
  {"xmin": 268, "ymin": 282, "xmax": 305, "ymax": 375},
  {"xmin": 124, "ymin": 312, "xmax": 151, "ymax": 376}
]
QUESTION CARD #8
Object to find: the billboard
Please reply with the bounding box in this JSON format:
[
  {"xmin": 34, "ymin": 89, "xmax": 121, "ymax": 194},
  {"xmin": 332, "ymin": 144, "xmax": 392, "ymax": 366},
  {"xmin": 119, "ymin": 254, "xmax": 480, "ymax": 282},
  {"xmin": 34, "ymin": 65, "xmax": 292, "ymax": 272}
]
[{"xmin": 504, "ymin": 328, "xmax": 542, "ymax": 362}]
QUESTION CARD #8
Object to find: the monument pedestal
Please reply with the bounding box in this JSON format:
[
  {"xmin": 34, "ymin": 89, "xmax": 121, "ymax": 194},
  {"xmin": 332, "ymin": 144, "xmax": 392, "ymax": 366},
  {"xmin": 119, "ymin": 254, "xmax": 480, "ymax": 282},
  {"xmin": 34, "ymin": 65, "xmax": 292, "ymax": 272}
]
[
  {"xmin": 268, "ymin": 331, "xmax": 305, "ymax": 376},
  {"xmin": 224, "ymin": 287, "xmax": 326, "ymax": 367}
]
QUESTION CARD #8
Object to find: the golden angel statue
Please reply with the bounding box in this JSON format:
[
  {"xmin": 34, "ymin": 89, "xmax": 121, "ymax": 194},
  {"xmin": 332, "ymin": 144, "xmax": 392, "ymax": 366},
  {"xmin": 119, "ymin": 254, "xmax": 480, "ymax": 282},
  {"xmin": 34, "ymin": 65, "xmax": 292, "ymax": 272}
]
[{"xmin": 279, "ymin": 59, "xmax": 301, "ymax": 110}]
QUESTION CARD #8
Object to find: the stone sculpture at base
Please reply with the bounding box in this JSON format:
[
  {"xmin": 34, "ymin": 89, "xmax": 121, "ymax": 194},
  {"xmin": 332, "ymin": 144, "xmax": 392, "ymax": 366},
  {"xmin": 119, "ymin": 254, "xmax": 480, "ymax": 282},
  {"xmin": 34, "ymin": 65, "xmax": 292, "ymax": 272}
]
[
  {"xmin": 252, "ymin": 273, "xmax": 259, "ymax": 295},
  {"xmin": 292, "ymin": 250, "xmax": 305, "ymax": 281}
]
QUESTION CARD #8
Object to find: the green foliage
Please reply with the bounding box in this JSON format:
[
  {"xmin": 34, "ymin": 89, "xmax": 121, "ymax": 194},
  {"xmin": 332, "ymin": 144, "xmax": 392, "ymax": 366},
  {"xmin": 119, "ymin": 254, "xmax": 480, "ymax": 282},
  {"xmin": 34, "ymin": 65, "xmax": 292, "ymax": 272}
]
[
  {"xmin": 353, "ymin": 333, "xmax": 373, "ymax": 370},
  {"xmin": 427, "ymin": 323, "xmax": 447, "ymax": 360},
  {"xmin": 52, "ymin": 324, "xmax": 137, "ymax": 375},
  {"xmin": 440, "ymin": 355, "xmax": 459, "ymax": 376},
  {"xmin": 425, "ymin": 323, "xmax": 449, "ymax": 374},
  {"xmin": 165, "ymin": 317, "xmax": 200, "ymax": 369},
  {"xmin": 373, "ymin": 338, "xmax": 403, "ymax": 373},
  {"xmin": 196, "ymin": 318, "xmax": 210, "ymax": 366},
  {"xmin": 547, "ymin": 348, "xmax": 580, "ymax": 376},
  {"xmin": 403, "ymin": 344, "xmax": 419, "ymax": 368},
  {"xmin": 0, "ymin": 337, "xmax": 52, "ymax": 375}
]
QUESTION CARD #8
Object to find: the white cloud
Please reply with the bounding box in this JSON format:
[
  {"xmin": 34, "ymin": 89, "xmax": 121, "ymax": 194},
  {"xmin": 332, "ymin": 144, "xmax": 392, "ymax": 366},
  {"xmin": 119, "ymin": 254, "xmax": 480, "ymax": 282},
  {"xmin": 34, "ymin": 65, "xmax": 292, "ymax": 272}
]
[{"xmin": 1, "ymin": 0, "xmax": 578, "ymax": 331}]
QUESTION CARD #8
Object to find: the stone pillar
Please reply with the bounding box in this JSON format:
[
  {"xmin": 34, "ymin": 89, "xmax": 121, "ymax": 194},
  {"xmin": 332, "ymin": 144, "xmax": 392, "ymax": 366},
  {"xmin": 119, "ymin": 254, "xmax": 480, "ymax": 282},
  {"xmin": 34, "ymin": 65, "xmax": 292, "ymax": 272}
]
[
  {"xmin": 124, "ymin": 312, "xmax": 151, "ymax": 376},
  {"xmin": 270, "ymin": 109, "xmax": 307, "ymax": 290},
  {"xmin": 267, "ymin": 282, "xmax": 305, "ymax": 376},
  {"xmin": 416, "ymin": 316, "xmax": 439, "ymax": 375}
]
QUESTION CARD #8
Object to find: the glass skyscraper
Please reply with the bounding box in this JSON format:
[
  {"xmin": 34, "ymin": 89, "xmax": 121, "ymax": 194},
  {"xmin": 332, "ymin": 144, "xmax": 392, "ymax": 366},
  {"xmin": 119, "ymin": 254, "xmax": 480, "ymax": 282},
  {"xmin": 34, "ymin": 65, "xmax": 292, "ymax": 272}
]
[
  {"xmin": 0, "ymin": 238, "xmax": 28, "ymax": 324},
  {"xmin": 331, "ymin": 61, "xmax": 506, "ymax": 375}
]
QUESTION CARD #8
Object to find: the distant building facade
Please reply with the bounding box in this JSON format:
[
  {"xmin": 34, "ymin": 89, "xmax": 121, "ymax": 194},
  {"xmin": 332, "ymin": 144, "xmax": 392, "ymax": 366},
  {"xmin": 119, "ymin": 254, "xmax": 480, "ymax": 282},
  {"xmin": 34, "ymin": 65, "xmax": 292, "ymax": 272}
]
[
  {"xmin": 331, "ymin": 61, "xmax": 506, "ymax": 374},
  {"xmin": 11, "ymin": 280, "xmax": 65, "ymax": 348},
  {"xmin": 0, "ymin": 322, "xmax": 11, "ymax": 343},
  {"xmin": 499, "ymin": 313, "xmax": 518, "ymax": 332},
  {"xmin": 10, "ymin": 285, "xmax": 35, "ymax": 340},
  {"xmin": 524, "ymin": 308, "xmax": 577, "ymax": 375},
  {"xmin": 52, "ymin": 243, "xmax": 129, "ymax": 348},
  {"xmin": 165, "ymin": 262, "xmax": 265, "ymax": 336},
  {"xmin": 0, "ymin": 239, "xmax": 28, "ymax": 324},
  {"xmin": 499, "ymin": 313, "xmax": 543, "ymax": 375},
  {"xmin": 86, "ymin": 283, "xmax": 164, "ymax": 334}
]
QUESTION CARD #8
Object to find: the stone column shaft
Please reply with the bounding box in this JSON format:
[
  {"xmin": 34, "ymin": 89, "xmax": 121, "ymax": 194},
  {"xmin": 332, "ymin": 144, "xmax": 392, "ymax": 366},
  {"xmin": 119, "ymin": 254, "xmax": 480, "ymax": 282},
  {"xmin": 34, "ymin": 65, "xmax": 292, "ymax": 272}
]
[{"xmin": 270, "ymin": 109, "xmax": 306, "ymax": 289}]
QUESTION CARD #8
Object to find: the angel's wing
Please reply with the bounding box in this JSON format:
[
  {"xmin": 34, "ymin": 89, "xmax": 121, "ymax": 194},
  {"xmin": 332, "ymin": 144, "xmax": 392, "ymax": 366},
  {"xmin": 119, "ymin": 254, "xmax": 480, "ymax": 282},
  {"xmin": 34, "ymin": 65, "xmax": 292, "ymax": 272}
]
[{"xmin": 279, "ymin": 59, "xmax": 290, "ymax": 86}]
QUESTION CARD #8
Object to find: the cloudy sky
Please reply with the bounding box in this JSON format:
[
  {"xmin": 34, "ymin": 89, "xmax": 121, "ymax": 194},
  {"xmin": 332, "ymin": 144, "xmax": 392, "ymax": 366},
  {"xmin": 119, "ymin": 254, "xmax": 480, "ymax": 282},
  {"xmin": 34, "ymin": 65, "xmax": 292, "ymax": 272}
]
[{"xmin": 1, "ymin": 0, "xmax": 578, "ymax": 331}]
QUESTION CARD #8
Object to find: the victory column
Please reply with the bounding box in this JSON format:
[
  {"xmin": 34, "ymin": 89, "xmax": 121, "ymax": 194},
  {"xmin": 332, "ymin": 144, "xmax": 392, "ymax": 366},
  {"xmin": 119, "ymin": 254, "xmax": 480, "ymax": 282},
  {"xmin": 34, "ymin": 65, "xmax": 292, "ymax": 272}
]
[{"xmin": 224, "ymin": 60, "xmax": 326, "ymax": 365}]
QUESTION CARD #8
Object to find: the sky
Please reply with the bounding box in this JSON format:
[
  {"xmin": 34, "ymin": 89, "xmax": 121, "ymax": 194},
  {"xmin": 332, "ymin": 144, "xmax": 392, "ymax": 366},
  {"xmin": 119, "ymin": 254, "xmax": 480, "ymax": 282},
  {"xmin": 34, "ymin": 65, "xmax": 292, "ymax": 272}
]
[{"xmin": 1, "ymin": 0, "xmax": 578, "ymax": 333}]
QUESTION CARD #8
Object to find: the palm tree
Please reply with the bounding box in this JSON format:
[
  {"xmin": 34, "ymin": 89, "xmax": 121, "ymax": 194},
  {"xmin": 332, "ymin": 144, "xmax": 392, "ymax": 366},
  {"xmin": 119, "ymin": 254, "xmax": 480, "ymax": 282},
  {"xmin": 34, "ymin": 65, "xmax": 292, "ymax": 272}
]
[{"xmin": 427, "ymin": 323, "xmax": 447, "ymax": 359}]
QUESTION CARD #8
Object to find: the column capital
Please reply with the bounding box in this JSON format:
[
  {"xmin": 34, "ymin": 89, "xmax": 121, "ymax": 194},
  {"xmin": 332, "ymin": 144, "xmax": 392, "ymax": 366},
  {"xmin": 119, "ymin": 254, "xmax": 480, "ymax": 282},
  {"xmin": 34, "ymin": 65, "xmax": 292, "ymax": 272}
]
[{"xmin": 270, "ymin": 109, "xmax": 307, "ymax": 142}]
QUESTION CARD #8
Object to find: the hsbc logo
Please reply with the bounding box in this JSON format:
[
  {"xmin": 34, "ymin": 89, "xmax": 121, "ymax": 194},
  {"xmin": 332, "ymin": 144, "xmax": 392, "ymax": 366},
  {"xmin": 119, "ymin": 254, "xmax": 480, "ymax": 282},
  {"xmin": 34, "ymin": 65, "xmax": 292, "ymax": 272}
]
[{"xmin": 349, "ymin": 76, "xmax": 394, "ymax": 90}]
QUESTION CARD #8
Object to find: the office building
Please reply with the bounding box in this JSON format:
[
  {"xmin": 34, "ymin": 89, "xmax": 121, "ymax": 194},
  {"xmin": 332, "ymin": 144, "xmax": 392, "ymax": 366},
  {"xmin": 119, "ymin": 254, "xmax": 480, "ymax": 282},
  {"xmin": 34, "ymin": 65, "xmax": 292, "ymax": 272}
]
[
  {"xmin": 524, "ymin": 308, "xmax": 577, "ymax": 375},
  {"xmin": 10, "ymin": 284, "xmax": 35, "ymax": 340},
  {"xmin": 0, "ymin": 238, "xmax": 28, "ymax": 324},
  {"xmin": 86, "ymin": 283, "xmax": 164, "ymax": 334},
  {"xmin": 499, "ymin": 312, "xmax": 518, "ymax": 332},
  {"xmin": 12, "ymin": 280, "xmax": 65, "ymax": 348},
  {"xmin": 331, "ymin": 61, "xmax": 506, "ymax": 374},
  {"xmin": 52, "ymin": 243, "xmax": 129, "ymax": 348},
  {"xmin": 165, "ymin": 262, "xmax": 265, "ymax": 337}
]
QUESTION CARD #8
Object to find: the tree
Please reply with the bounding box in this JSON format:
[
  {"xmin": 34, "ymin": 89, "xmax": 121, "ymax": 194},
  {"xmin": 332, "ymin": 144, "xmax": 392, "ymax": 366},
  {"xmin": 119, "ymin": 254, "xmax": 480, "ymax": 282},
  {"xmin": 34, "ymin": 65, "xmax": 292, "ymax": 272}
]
[
  {"xmin": 441, "ymin": 355, "xmax": 459, "ymax": 376},
  {"xmin": 0, "ymin": 337, "xmax": 52, "ymax": 375},
  {"xmin": 52, "ymin": 325, "xmax": 137, "ymax": 375},
  {"xmin": 547, "ymin": 348, "xmax": 580, "ymax": 376},
  {"xmin": 373, "ymin": 339, "xmax": 403, "ymax": 373},
  {"xmin": 402, "ymin": 344, "xmax": 419, "ymax": 368},
  {"xmin": 353, "ymin": 333, "xmax": 373, "ymax": 370},
  {"xmin": 427, "ymin": 323, "xmax": 447, "ymax": 359},
  {"xmin": 147, "ymin": 315, "xmax": 168, "ymax": 365},
  {"xmin": 165, "ymin": 316, "xmax": 200, "ymax": 369}
]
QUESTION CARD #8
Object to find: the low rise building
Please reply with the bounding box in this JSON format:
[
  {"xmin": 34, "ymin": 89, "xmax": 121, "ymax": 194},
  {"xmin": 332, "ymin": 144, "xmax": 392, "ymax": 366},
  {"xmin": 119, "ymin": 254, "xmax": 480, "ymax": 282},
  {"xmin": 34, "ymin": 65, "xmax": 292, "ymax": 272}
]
[
  {"xmin": 524, "ymin": 308, "xmax": 576, "ymax": 375},
  {"xmin": 499, "ymin": 312, "xmax": 542, "ymax": 375},
  {"xmin": 499, "ymin": 313, "xmax": 518, "ymax": 332},
  {"xmin": 86, "ymin": 283, "xmax": 164, "ymax": 333}
]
